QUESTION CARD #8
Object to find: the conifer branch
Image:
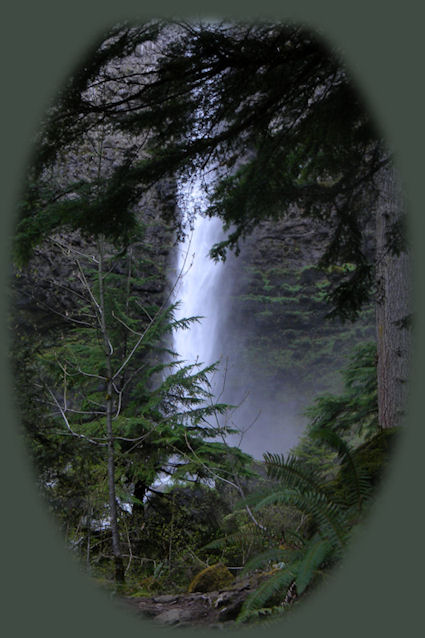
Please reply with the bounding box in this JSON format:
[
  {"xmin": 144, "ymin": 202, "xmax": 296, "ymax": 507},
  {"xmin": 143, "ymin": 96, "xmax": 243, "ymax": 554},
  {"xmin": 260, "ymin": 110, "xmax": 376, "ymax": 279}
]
[{"xmin": 44, "ymin": 384, "xmax": 106, "ymax": 446}]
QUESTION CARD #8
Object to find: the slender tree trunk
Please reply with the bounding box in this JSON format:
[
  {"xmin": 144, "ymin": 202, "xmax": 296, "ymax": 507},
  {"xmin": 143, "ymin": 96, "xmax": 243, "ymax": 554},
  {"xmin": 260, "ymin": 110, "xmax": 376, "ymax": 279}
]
[
  {"xmin": 86, "ymin": 505, "xmax": 91, "ymax": 571},
  {"xmin": 98, "ymin": 239, "xmax": 125, "ymax": 583},
  {"xmin": 375, "ymin": 165, "xmax": 411, "ymax": 429},
  {"xmin": 106, "ymin": 380, "xmax": 125, "ymax": 583}
]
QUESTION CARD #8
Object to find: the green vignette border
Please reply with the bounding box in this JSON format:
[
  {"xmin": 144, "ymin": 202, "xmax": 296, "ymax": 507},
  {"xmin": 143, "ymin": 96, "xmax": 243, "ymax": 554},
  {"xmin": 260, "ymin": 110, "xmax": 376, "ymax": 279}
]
[{"xmin": 1, "ymin": 1, "xmax": 424, "ymax": 637}]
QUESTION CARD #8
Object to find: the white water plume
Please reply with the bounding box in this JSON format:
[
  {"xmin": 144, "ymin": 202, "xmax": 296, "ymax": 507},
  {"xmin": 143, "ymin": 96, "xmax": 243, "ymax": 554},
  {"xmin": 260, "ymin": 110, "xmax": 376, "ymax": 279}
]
[{"xmin": 172, "ymin": 180, "xmax": 226, "ymax": 371}]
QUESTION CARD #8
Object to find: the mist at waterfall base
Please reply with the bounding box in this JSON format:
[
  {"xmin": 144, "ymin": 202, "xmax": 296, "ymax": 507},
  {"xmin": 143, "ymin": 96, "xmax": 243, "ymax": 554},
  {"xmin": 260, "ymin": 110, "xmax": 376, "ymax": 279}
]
[{"xmin": 170, "ymin": 185, "xmax": 306, "ymax": 461}]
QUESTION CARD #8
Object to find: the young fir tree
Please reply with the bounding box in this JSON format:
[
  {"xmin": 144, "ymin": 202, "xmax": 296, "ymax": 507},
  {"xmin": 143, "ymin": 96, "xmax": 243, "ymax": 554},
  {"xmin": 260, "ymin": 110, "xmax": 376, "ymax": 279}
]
[
  {"xmin": 12, "ymin": 75, "xmax": 255, "ymax": 582},
  {"xmin": 25, "ymin": 234, "xmax": 252, "ymax": 583}
]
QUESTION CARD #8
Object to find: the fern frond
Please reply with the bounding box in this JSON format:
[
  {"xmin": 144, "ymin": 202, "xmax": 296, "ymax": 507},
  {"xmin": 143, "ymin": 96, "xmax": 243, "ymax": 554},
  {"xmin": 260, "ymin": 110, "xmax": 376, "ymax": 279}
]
[
  {"xmin": 285, "ymin": 529, "xmax": 307, "ymax": 548},
  {"xmin": 312, "ymin": 428, "xmax": 372, "ymax": 509},
  {"xmin": 200, "ymin": 522, "xmax": 264, "ymax": 553},
  {"xmin": 283, "ymin": 489, "xmax": 348, "ymax": 550},
  {"xmin": 237, "ymin": 564, "xmax": 299, "ymax": 623},
  {"xmin": 295, "ymin": 537, "xmax": 333, "ymax": 594},
  {"xmin": 240, "ymin": 548, "xmax": 287, "ymax": 575},
  {"xmin": 200, "ymin": 536, "xmax": 228, "ymax": 551},
  {"xmin": 231, "ymin": 486, "xmax": 273, "ymax": 510},
  {"xmin": 264, "ymin": 453, "xmax": 323, "ymax": 493},
  {"xmin": 253, "ymin": 490, "xmax": 289, "ymax": 510},
  {"xmin": 236, "ymin": 605, "xmax": 286, "ymax": 624},
  {"xmin": 312, "ymin": 429, "xmax": 361, "ymax": 504}
]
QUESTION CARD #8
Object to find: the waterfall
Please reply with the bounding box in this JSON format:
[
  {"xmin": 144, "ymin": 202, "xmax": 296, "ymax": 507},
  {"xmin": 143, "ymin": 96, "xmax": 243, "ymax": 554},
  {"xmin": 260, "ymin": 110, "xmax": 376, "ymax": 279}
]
[
  {"xmin": 172, "ymin": 212, "xmax": 225, "ymax": 371},
  {"xmin": 170, "ymin": 177, "xmax": 307, "ymax": 461},
  {"xmin": 172, "ymin": 175, "xmax": 227, "ymax": 375},
  {"xmin": 170, "ymin": 178, "xmax": 283, "ymax": 461}
]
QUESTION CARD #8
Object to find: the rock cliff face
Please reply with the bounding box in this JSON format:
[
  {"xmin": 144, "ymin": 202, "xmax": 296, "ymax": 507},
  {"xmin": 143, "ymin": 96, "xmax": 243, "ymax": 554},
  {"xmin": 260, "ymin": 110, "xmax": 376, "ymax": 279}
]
[{"xmin": 11, "ymin": 41, "xmax": 178, "ymax": 337}]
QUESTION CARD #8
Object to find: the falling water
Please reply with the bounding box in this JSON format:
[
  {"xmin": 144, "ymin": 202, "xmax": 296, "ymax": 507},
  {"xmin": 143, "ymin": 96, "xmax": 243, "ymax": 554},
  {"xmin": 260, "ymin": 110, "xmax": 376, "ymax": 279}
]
[
  {"xmin": 172, "ymin": 212, "xmax": 226, "ymax": 371},
  {"xmin": 170, "ymin": 177, "xmax": 308, "ymax": 461}
]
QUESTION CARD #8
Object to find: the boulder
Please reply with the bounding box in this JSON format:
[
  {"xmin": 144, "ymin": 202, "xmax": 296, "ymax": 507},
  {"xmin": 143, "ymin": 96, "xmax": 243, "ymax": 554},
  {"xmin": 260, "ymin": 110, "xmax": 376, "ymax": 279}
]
[{"xmin": 188, "ymin": 563, "xmax": 234, "ymax": 593}]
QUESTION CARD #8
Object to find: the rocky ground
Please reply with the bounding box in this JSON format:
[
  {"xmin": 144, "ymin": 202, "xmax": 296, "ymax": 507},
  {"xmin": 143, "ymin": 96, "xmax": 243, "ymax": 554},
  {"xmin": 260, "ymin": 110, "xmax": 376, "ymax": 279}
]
[{"xmin": 116, "ymin": 572, "xmax": 273, "ymax": 629}]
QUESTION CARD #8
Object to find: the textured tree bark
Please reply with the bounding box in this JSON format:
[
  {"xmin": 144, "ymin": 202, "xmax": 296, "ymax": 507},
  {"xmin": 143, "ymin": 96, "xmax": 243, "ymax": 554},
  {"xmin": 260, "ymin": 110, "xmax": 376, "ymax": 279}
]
[{"xmin": 375, "ymin": 165, "xmax": 411, "ymax": 428}]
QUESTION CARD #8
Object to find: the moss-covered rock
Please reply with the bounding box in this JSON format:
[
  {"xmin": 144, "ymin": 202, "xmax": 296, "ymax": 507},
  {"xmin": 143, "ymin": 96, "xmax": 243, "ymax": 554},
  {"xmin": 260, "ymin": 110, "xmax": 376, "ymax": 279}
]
[{"xmin": 188, "ymin": 563, "xmax": 234, "ymax": 593}]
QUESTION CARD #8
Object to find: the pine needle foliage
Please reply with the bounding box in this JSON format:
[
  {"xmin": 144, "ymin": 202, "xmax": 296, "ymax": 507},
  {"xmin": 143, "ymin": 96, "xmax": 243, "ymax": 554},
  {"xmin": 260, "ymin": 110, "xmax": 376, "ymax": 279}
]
[{"xmin": 17, "ymin": 19, "xmax": 391, "ymax": 319}]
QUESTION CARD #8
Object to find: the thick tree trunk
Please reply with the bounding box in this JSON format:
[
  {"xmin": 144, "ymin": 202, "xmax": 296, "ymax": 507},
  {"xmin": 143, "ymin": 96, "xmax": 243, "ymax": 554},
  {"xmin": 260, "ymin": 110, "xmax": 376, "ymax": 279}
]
[{"xmin": 375, "ymin": 165, "xmax": 411, "ymax": 428}]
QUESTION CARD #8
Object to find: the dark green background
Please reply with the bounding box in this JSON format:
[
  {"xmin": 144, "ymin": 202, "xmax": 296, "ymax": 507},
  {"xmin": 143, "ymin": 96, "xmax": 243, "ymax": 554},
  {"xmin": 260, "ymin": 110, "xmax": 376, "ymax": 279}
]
[{"xmin": 1, "ymin": 1, "xmax": 423, "ymax": 636}]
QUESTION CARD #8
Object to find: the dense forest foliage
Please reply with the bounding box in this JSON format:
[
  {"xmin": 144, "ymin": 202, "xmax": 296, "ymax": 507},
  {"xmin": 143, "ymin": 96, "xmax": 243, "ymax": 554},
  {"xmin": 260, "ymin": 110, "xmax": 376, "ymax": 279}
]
[{"xmin": 10, "ymin": 19, "xmax": 410, "ymax": 627}]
